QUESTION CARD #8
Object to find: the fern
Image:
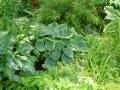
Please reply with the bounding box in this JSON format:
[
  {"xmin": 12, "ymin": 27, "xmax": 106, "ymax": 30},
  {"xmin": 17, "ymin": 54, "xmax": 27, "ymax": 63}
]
[{"xmin": 32, "ymin": 0, "xmax": 108, "ymax": 33}]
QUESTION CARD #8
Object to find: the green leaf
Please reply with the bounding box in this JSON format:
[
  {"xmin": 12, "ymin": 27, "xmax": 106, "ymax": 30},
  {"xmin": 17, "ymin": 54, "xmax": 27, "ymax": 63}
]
[
  {"xmin": 44, "ymin": 57, "xmax": 57, "ymax": 67},
  {"xmin": 48, "ymin": 22, "xmax": 58, "ymax": 28},
  {"xmin": 39, "ymin": 25, "xmax": 52, "ymax": 36},
  {"xmin": 17, "ymin": 55, "xmax": 29, "ymax": 61},
  {"xmin": 104, "ymin": 20, "xmax": 120, "ymax": 33},
  {"xmin": 15, "ymin": 59, "xmax": 23, "ymax": 69},
  {"xmin": 11, "ymin": 75, "xmax": 20, "ymax": 81},
  {"xmin": 45, "ymin": 40, "xmax": 55, "ymax": 51},
  {"xmin": 56, "ymin": 24, "xmax": 73, "ymax": 38},
  {"xmin": 61, "ymin": 53, "xmax": 73, "ymax": 64},
  {"xmin": 35, "ymin": 40, "xmax": 45, "ymax": 52},
  {"xmin": 55, "ymin": 41, "xmax": 64, "ymax": 50},
  {"xmin": 56, "ymin": 24, "xmax": 67, "ymax": 32},
  {"xmin": 51, "ymin": 29, "xmax": 60, "ymax": 38},
  {"xmin": 104, "ymin": 6, "xmax": 120, "ymax": 20},
  {"xmin": 0, "ymin": 31, "xmax": 8, "ymax": 39},
  {"xmin": 3, "ymin": 65, "xmax": 14, "ymax": 78},
  {"xmin": 0, "ymin": 64, "xmax": 2, "ymax": 72},
  {"xmin": 49, "ymin": 49, "xmax": 61, "ymax": 60},
  {"xmin": 17, "ymin": 43, "xmax": 33, "ymax": 54},
  {"xmin": 48, "ymin": 23, "xmax": 60, "ymax": 38},
  {"xmin": 63, "ymin": 47, "xmax": 73, "ymax": 58},
  {"xmin": 23, "ymin": 62, "xmax": 35, "ymax": 72},
  {"xmin": 6, "ymin": 56, "xmax": 19, "ymax": 70}
]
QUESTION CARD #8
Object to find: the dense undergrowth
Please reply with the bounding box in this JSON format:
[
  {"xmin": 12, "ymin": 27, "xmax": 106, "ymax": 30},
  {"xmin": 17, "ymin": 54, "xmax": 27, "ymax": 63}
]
[{"xmin": 0, "ymin": 0, "xmax": 120, "ymax": 90}]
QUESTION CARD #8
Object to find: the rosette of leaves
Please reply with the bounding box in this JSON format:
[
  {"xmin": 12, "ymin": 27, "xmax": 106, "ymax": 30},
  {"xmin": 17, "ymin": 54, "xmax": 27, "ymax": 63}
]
[
  {"xmin": 0, "ymin": 31, "xmax": 35, "ymax": 81},
  {"xmin": 32, "ymin": 22, "xmax": 89, "ymax": 68}
]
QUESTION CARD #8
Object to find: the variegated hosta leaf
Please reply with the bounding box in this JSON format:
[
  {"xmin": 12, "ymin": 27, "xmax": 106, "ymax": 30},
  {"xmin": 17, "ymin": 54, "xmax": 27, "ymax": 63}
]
[
  {"xmin": 35, "ymin": 40, "xmax": 45, "ymax": 52},
  {"xmin": 104, "ymin": 20, "xmax": 120, "ymax": 33},
  {"xmin": 110, "ymin": 0, "xmax": 120, "ymax": 6},
  {"xmin": 104, "ymin": 6, "xmax": 120, "ymax": 20}
]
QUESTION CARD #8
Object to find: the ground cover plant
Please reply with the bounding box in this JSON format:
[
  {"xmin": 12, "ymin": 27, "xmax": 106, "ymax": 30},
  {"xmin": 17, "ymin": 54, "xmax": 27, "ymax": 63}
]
[{"xmin": 0, "ymin": 0, "xmax": 120, "ymax": 90}]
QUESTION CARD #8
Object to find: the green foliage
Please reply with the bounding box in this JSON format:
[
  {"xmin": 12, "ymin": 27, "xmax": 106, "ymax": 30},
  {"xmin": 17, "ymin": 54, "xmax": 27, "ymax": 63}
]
[
  {"xmin": 0, "ymin": 0, "xmax": 120, "ymax": 89},
  {"xmin": 0, "ymin": 17, "xmax": 89, "ymax": 81},
  {"xmin": 0, "ymin": 31, "xmax": 35, "ymax": 81},
  {"xmin": 5, "ymin": 63, "xmax": 95, "ymax": 90},
  {"xmin": 31, "ymin": 22, "xmax": 88, "ymax": 68},
  {"xmin": 30, "ymin": 0, "xmax": 108, "ymax": 33},
  {"xmin": 104, "ymin": 0, "xmax": 120, "ymax": 33},
  {"xmin": 79, "ymin": 0, "xmax": 120, "ymax": 82}
]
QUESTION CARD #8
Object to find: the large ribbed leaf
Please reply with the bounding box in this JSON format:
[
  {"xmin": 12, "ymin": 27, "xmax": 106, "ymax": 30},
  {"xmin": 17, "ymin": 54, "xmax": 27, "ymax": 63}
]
[
  {"xmin": 3, "ymin": 65, "xmax": 15, "ymax": 78},
  {"xmin": 63, "ymin": 47, "xmax": 73, "ymax": 58},
  {"xmin": 49, "ymin": 49, "xmax": 61, "ymax": 60},
  {"xmin": 22, "ymin": 62, "xmax": 35, "ymax": 72},
  {"xmin": 14, "ymin": 59, "xmax": 23, "ymax": 69},
  {"xmin": 56, "ymin": 24, "xmax": 73, "ymax": 38},
  {"xmin": 61, "ymin": 53, "xmax": 73, "ymax": 64},
  {"xmin": 104, "ymin": 6, "xmax": 120, "ymax": 20},
  {"xmin": 35, "ymin": 40, "xmax": 45, "ymax": 52},
  {"xmin": 104, "ymin": 20, "xmax": 120, "ymax": 33},
  {"xmin": 55, "ymin": 41, "xmax": 64, "ymax": 50},
  {"xmin": 39, "ymin": 25, "xmax": 52, "ymax": 36},
  {"xmin": 44, "ymin": 57, "xmax": 57, "ymax": 67},
  {"xmin": 6, "ymin": 56, "xmax": 19, "ymax": 70},
  {"xmin": 17, "ymin": 43, "xmax": 33, "ymax": 54},
  {"xmin": 48, "ymin": 22, "xmax": 58, "ymax": 28},
  {"xmin": 45, "ymin": 40, "xmax": 55, "ymax": 51}
]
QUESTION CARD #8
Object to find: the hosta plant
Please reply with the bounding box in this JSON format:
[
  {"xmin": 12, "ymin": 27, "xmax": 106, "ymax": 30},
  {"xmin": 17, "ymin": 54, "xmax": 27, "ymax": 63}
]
[
  {"xmin": 31, "ymin": 22, "xmax": 89, "ymax": 68},
  {"xmin": 0, "ymin": 31, "xmax": 35, "ymax": 81},
  {"xmin": 0, "ymin": 17, "xmax": 89, "ymax": 81}
]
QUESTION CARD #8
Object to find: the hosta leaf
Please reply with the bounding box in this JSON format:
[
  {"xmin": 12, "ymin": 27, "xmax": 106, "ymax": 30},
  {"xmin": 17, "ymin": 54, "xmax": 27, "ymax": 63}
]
[
  {"xmin": 0, "ymin": 35, "xmax": 15, "ymax": 48},
  {"xmin": 63, "ymin": 47, "xmax": 73, "ymax": 58},
  {"xmin": 49, "ymin": 49, "xmax": 61, "ymax": 60},
  {"xmin": 17, "ymin": 55, "xmax": 29, "ymax": 61},
  {"xmin": 39, "ymin": 25, "xmax": 52, "ymax": 36},
  {"xmin": 68, "ymin": 44, "xmax": 79, "ymax": 51},
  {"xmin": 44, "ymin": 57, "xmax": 57, "ymax": 67},
  {"xmin": 72, "ymin": 35, "xmax": 89, "ymax": 52},
  {"xmin": 3, "ymin": 65, "xmax": 14, "ymax": 78},
  {"xmin": 104, "ymin": 20, "xmax": 120, "ymax": 32},
  {"xmin": 105, "ymin": 14, "xmax": 120, "ymax": 20},
  {"xmin": 110, "ymin": 0, "xmax": 120, "ymax": 6},
  {"xmin": 62, "ymin": 39, "xmax": 71, "ymax": 45},
  {"xmin": 23, "ymin": 62, "xmax": 35, "ymax": 72},
  {"xmin": 0, "ymin": 31, "xmax": 8, "ymax": 39},
  {"xmin": 6, "ymin": 56, "xmax": 19, "ymax": 70},
  {"xmin": 56, "ymin": 24, "xmax": 73, "ymax": 38},
  {"xmin": 35, "ymin": 40, "xmax": 45, "ymax": 52},
  {"xmin": 45, "ymin": 40, "xmax": 55, "ymax": 51},
  {"xmin": 104, "ymin": 6, "xmax": 120, "ymax": 20},
  {"xmin": 51, "ymin": 29, "xmax": 60, "ymax": 38},
  {"xmin": 17, "ymin": 43, "xmax": 33, "ymax": 54},
  {"xmin": 61, "ymin": 30, "xmax": 73, "ymax": 39},
  {"xmin": 61, "ymin": 53, "xmax": 73, "ymax": 64},
  {"xmin": 70, "ymin": 27, "xmax": 77, "ymax": 35},
  {"xmin": 11, "ymin": 75, "xmax": 20, "ymax": 82},
  {"xmin": 55, "ymin": 41, "xmax": 64, "ymax": 50},
  {"xmin": 48, "ymin": 23, "xmax": 60, "ymax": 38},
  {"xmin": 56, "ymin": 24, "xmax": 67, "ymax": 32},
  {"xmin": 48, "ymin": 22, "xmax": 58, "ymax": 28},
  {"xmin": 15, "ymin": 59, "xmax": 23, "ymax": 69}
]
